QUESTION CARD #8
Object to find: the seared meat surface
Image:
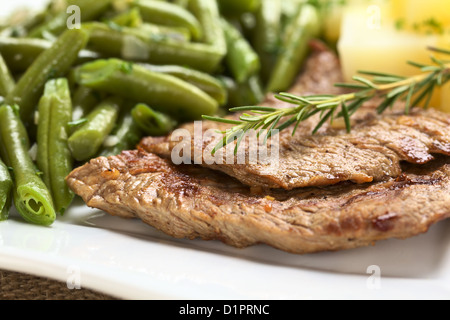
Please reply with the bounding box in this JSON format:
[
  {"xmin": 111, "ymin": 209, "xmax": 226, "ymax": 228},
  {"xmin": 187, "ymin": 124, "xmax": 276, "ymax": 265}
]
[{"xmin": 66, "ymin": 150, "xmax": 450, "ymax": 254}]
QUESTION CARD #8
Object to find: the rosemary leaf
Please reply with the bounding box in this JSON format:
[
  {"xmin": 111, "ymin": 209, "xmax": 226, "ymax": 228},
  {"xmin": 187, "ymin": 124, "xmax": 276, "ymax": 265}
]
[
  {"xmin": 408, "ymin": 60, "xmax": 427, "ymax": 69},
  {"xmin": 230, "ymin": 106, "xmax": 277, "ymax": 112},
  {"xmin": 317, "ymin": 101, "xmax": 340, "ymax": 109},
  {"xmin": 277, "ymin": 92, "xmax": 311, "ymax": 105},
  {"xmin": 352, "ymin": 76, "xmax": 378, "ymax": 89},
  {"xmin": 427, "ymin": 46, "xmax": 450, "ymax": 56},
  {"xmin": 372, "ymin": 76, "xmax": 406, "ymax": 84},
  {"xmin": 422, "ymin": 81, "xmax": 437, "ymax": 109},
  {"xmin": 411, "ymin": 80, "xmax": 436, "ymax": 108},
  {"xmin": 264, "ymin": 114, "xmax": 282, "ymax": 143},
  {"xmin": 334, "ymin": 83, "xmax": 369, "ymax": 89},
  {"xmin": 386, "ymin": 85, "xmax": 410, "ymax": 99},
  {"xmin": 277, "ymin": 116, "xmax": 297, "ymax": 132},
  {"xmin": 312, "ymin": 109, "xmax": 334, "ymax": 134},
  {"xmin": 404, "ymin": 83, "xmax": 415, "ymax": 114},
  {"xmin": 240, "ymin": 115, "xmax": 263, "ymax": 122},
  {"xmin": 358, "ymin": 70, "xmax": 406, "ymax": 79},
  {"xmin": 202, "ymin": 115, "xmax": 243, "ymax": 124},
  {"xmin": 341, "ymin": 101, "xmax": 351, "ymax": 133},
  {"xmin": 263, "ymin": 113, "xmax": 281, "ymax": 125}
]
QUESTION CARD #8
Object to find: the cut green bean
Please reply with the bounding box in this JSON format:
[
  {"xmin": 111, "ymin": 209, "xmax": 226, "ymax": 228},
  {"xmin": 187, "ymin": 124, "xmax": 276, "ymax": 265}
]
[
  {"xmin": 133, "ymin": 0, "xmax": 203, "ymax": 40},
  {"xmin": 0, "ymin": 53, "xmax": 15, "ymax": 97},
  {"xmin": 0, "ymin": 158, "xmax": 13, "ymax": 221},
  {"xmin": 6, "ymin": 29, "xmax": 89, "ymax": 126},
  {"xmin": 281, "ymin": 0, "xmax": 304, "ymax": 28},
  {"xmin": 29, "ymin": 0, "xmax": 113, "ymax": 38},
  {"xmin": 99, "ymin": 111, "xmax": 143, "ymax": 157},
  {"xmin": 173, "ymin": 0, "xmax": 190, "ymax": 8},
  {"xmin": 266, "ymin": 4, "xmax": 320, "ymax": 93},
  {"xmin": 253, "ymin": 0, "xmax": 282, "ymax": 86},
  {"xmin": 0, "ymin": 38, "xmax": 55, "ymax": 72},
  {"xmin": 189, "ymin": 0, "xmax": 227, "ymax": 53},
  {"xmin": 109, "ymin": 7, "xmax": 143, "ymax": 28},
  {"xmin": 71, "ymin": 86, "xmax": 102, "ymax": 122},
  {"xmin": 131, "ymin": 103, "xmax": 177, "ymax": 136},
  {"xmin": 36, "ymin": 78, "xmax": 74, "ymax": 215},
  {"xmin": 0, "ymin": 37, "xmax": 101, "ymax": 73},
  {"xmin": 138, "ymin": 23, "xmax": 191, "ymax": 42},
  {"xmin": 0, "ymin": 9, "xmax": 47, "ymax": 38},
  {"xmin": 140, "ymin": 64, "xmax": 227, "ymax": 105},
  {"xmin": 75, "ymin": 59, "xmax": 218, "ymax": 120},
  {"xmin": 84, "ymin": 22, "xmax": 224, "ymax": 72},
  {"xmin": 219, "ymin": 74, "xmax": 265, "ymax": 107},
  {"xmin": 221, "ymin": 18, "xmax": 260, "ymax": 84},
  {"xmin": 68, "ymin": 97, "xmax": 122, "ymax": 161},
  {"xmin": 218, "ymin": 0, "xmax": 261, "ymax": 14},
  {"xmin": 0, "ymin": 105, "xmax": 55, "ymax": 226}
]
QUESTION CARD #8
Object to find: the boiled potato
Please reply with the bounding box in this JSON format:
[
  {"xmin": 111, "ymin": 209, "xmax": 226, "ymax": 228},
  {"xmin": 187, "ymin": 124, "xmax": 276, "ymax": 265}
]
[
  {"xmin": 390, "ymin": 0, "xmax": 450, "ymax": 33},
  {"xmin": 337, "ymin": 0, "xmax": 450, "ymax": 112}
]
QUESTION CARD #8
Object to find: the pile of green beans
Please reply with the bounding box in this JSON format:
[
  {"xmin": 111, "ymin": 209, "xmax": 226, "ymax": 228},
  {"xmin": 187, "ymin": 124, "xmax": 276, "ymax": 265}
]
[{"xmin": 0, "ymin": 0, "xmax": 327, "ymax": 225}]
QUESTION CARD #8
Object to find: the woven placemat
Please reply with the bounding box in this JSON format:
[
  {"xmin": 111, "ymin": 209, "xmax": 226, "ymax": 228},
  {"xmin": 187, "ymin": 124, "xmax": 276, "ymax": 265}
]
[{"xmin": 0, "ymin": 269, "xmax": 120, "ymax": 300}]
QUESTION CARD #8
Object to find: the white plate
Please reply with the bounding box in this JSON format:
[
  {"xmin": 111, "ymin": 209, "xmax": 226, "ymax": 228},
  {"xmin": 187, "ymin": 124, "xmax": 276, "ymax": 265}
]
[
  {"xmin": 1, "ymin": 1, "xmax": 450, "ymax": 300},
  {"xmin": 2, "ymin": 199, "xmax": 450, "ymax": 300}
]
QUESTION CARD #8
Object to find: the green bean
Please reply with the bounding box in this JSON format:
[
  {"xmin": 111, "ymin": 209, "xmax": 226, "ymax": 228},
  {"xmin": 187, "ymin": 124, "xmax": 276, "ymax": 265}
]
[
  {"xmin": 266, "ymin": 4, "xmax": 320, "ymax": 93},
  {"xmin": 238, "ymin": 12, "xmax": 257, "ymax": 41},
  {"xmin": 5, "ymin": 29, "xmax": 89, "ymax": 126},
  {"xmin": 138, "ymin": 23, "xmax": 191, "ymax": 42},
  {"xmin": 68, "ymin": 97, "xmax": 122, "ymax": 161},
  {"xmin": 133, "ymin": 0, "xmax": 203, "ymax": 40},
  {"xmin": 109, "ymin": 7, "xmax": 143, "ymax": 28},
  {"xmin": 99, "ymin": 111, "xmax": 143, "ymax": 157},
  {"xmin": 0, "ymin": 9, "xmax": 47, "ymax": 38},
  {"xmin": 221, "ymin": 18, "xmax": 260, "ymax": 84},
  {"xmin": 36, "ymin": 78, "xmax": 74, "ymax": 215},
  {"xmin": 281, "ymin": 0, "xmax": 305, "ymax": 28},
  {"xmin": 140, "ymin": 64, "xmax": 227, "ymax": 105},
  {"xmin": 131, "ymin": 103, "xmax": 177, "ymax": 136},
  {"xmin": 0, "ymin": 38, "xmax": 54, "ymax": 72},
  {"xmin": 219, "ymin": 74, "xmax": 265, "ymax": 107},
  {"xmin": 0, "ymin": 159, "xmax": 13, "ymax": 221},
  {"xmin": 0, "ymin": 53, "xmax": 15, "ymax": 97},
  {"xmin": 0, "ymin": 105, "xmax": 55, "ymax": 226},
  {"xmin": 71, "ymin": 86, "xmax": 102, "ymax": 122},
  {"xmin": 218, "ymin": 0, "xmax": 261, "ymax": 14},
  {"xmin": 75, "ymin": 59, "xmax": 218, "ymax": 120},
  {"xmin": 173, "ymin": 0, "xmax": 190, "ymax": 8},
  {"xmin": 29, "ymin": 0, "xmax": 113, "ymax": 38},
  {"xmin": 86, "ymin": 20, "xmax": 191, "ymax": 45},
  {"xmin": 0, "ymin": 37, "xmax": 101, "ymax": 73},
  {"xmin": 253, "ymin": 0, "xmax": 282, "ymax": 86},
  {"xmin": 84, "ymin": 22, "xmax": 223, "ymax": 72},
  {"xmin": 189, "ymin": 0, "xmax": 227, "ymax": 54}
]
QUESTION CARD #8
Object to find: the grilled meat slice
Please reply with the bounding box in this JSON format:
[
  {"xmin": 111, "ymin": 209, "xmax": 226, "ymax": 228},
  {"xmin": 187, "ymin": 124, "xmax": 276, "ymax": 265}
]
[
  {"xmin": 141, "ymin": 109, "xmax": 450, "ymax": 189},
  {"xmin": 66, "ymin": 150, "xmax": 450, "ymax": 254}
]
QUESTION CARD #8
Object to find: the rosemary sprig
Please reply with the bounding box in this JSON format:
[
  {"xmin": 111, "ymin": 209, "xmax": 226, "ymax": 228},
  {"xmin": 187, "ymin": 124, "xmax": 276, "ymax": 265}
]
[{"xmin": 203, "ymin": 47, "xmax": 450, "ymax": 154}]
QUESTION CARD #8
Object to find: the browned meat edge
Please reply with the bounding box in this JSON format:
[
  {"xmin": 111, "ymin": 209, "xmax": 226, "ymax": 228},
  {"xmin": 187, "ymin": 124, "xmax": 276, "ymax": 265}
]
[{"xmin": 66, "ymin": 150, "xmax": 450, "ymax": 254}]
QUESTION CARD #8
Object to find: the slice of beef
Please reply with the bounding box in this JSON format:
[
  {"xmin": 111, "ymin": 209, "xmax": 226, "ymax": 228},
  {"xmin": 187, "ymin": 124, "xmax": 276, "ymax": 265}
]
[
  {"xmin": 66, "ymin": 150, "xmax": 450, "ymax": 254},
  {"xmin": 140, "ymin": 43, "xmax": 450, "ymax": 190},
  {"xmin": 141, "ymin": 109, "xmax": 450, "ymax": 189}
]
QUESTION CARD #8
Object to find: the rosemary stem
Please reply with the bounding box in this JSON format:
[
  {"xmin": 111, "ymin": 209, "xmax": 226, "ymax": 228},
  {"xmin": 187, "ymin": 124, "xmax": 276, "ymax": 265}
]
[{"xmin": 208, "ymin": 51, "xmax": 450, "ymax": 153}]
